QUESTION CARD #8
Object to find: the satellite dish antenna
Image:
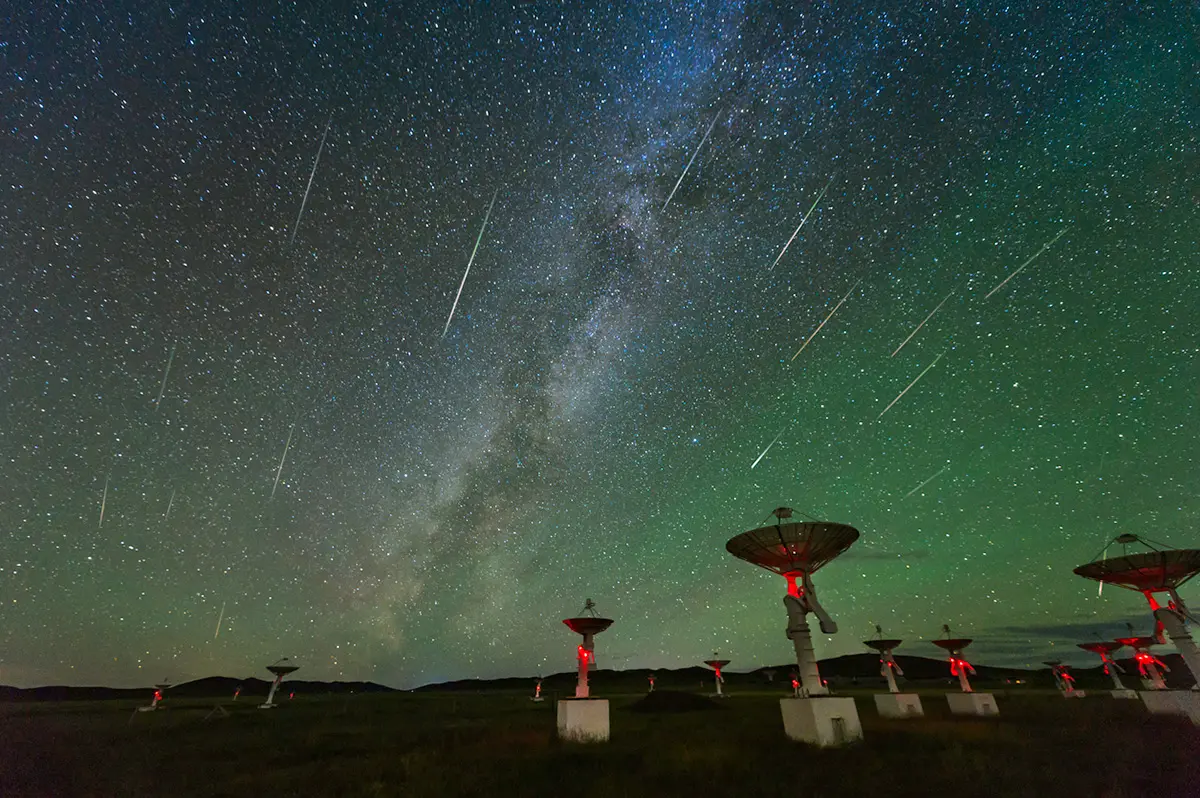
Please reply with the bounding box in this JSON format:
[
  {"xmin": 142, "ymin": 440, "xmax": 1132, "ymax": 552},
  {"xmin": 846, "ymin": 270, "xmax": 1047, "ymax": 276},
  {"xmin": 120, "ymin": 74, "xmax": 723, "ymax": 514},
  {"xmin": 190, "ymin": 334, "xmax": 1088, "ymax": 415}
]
[
  {"xmin": 557, "ymin": 599, "xmax": 613, "ymax": 742},
  {"xmin": 259, "ymin": 658, "xmax": 299, "ymax": 710},
  {"xmin": 647, "ymin": 672, "xmax": 656, "ymax": 693},
  {"xmin": 864, "ymin": 625, "xmax": 923, "ymax": 717},
  {"xmin": 1074, "ymin": 534, "xmax": 1200, "ymax": 698},
  {"xmin": 933, "ymin": 625, "xmax": 999, "ymax": 716},
  {"xmin": 531, "ymin": 676, "xmax": 544, "ymax": 703},
  {"xmin": 1078, "ymin": 641, "xmax": 1137, "ymax": 699},
  {"xmin": 726, "ymin": 507, "xmax": 864, "ymax": 745},
  {"xmin": 1114, "ymin": 631, "xmax": 1170, "ymax": 691},
  {"xmin": 1043, "ymin": 660, "xmax": 1085, "ymax": 698},
  {"xmin": 703, "ymin": 652, "xmax": 731, "ymax": 698},
  {"xmin": 137, "ymin": 681, "xmax": 172, "ymax": 713}
]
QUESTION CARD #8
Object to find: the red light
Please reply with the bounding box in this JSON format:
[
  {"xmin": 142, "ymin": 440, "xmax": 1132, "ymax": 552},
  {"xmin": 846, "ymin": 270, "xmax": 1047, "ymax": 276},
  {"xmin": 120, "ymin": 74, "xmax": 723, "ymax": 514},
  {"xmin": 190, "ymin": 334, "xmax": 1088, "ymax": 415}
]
[{"xmin": 154, "ymin": 690, "xmax": 162, "ymax": 701}]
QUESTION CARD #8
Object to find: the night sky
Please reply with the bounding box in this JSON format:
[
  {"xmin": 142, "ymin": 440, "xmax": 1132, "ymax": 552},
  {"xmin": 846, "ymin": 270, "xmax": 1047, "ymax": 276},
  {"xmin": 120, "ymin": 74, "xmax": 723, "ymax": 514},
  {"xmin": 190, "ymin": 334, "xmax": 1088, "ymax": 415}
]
[{"xmin": 2, "ymin": 3, "xmax": 1197, "ymax": 689}]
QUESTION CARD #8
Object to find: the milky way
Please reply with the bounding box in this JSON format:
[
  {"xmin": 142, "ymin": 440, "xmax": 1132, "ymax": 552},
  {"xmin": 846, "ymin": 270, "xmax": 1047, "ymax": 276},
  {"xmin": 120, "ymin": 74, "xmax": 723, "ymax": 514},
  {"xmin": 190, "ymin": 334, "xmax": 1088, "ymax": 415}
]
[{"xmin": 1, "ymin": 3, "xmax": 1196, "ymax": 688}]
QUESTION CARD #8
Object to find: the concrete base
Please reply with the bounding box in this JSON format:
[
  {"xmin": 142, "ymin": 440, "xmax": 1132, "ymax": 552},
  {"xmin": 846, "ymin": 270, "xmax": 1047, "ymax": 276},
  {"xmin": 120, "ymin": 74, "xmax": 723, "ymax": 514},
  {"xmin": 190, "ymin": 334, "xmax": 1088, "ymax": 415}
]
[
  {"xmin": 1062, "ymin": 690, "xmax": 1087, "ymax": 699},
  {"xmin": 1141, "ymin": 690, "xmax": 1200, "ymax": 724},
  {"xmin": 780, "ymin": 697, "xmax": 863, "ymax": 746},
  {"xmin": 556, "ymin": 698, "xmax": 610, "ymax": 742},
  {"xmin": 530, "ymin": 697, "xmax": 544, "ymax": 702},
  {"xmin": 136, "ymin": 706, "xmax": 158, "ymax": 713},
  {"xmin": 1110, "ymin": 689, "xmax": 1139, "ymax": 700},
  {"xmin": 946, "ymin": 692, "xmax": 999, "ymax": 717},
  {"xmin": 873, "ymin": 693, "xmax": 924, "ymax": 718}
]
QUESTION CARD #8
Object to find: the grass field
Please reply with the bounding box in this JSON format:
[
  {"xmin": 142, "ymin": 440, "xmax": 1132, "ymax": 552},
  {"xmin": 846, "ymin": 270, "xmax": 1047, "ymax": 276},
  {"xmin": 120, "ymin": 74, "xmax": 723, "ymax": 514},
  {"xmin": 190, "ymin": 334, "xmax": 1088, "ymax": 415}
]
[{"xmin": 3, "ymin": 688, "xmax": 1198, "ymax": 797}]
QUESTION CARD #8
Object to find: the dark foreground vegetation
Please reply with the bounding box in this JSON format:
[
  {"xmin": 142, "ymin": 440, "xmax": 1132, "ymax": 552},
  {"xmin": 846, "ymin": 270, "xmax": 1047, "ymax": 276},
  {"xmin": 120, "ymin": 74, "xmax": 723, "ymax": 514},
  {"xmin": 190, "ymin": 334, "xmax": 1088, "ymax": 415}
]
[{"xmin": 3, "ymin": 688, "xmax": 1198, "ymax": 797}]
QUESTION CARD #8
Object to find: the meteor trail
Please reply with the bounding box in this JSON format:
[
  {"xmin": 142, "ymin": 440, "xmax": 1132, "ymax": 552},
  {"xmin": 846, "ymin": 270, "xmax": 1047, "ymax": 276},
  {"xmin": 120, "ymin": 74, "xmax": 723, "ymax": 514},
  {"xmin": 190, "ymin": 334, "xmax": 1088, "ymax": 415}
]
[
  {"xmin": 270, "ymin": 420, "xmax": 297, "ymax": 499},
  {"xmin": 790, "ymin": 278, "xmax": 862, "ymax": 362},
  {"xmin": 441, "ymin": 189, "xmax": 498, "ymax": 339},
  {"xmin": 903, "ymin": 465, "xmax": 949, "ymax": 498},
  {"xmin": 662, "ymin": 107, "xmax": 722, "ymax": 212},
  {"xmin": 750, "ymin": 427, "xmax": 787, "ymax": 469},
  {"xmin": 214, "ymin": 601, "xmax": 226, "ymax": 640},
  {"xmin": 877, "ymin": 353, "xmax": 944, "ymax": 420},
  {"xmin": 891, "ymin": 290, "xmax": 955, "ymax": 357},
  {"xmin": 99, "ymin": 474, "xmax": 110, "ymax": 528},
  {"xmin": 164, "ymin": 488, "xmax": 176, "ymax": 522},
  {"xmin": 289, "ymin": 118, "xmax": 332, "ymax": 245},
  {"xmin": 769, "ymin": 177, "xmax": 834, "ymax": 270},
  {"xmin": 985, "ymin": 226, "xmax": 1070, "ymax": 299},
  {"xmin": 154, "ymin": 344, "xmax": 175, "ymax": 410}
]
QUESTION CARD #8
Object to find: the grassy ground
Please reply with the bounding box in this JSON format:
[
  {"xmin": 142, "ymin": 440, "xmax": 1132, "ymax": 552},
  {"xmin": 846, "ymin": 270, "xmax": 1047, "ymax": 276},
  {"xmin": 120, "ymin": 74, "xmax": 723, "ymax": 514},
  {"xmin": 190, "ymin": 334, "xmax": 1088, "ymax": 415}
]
[{"xmin": 3, "ymin": 689, "xmax": 1198, "ymax": 797}]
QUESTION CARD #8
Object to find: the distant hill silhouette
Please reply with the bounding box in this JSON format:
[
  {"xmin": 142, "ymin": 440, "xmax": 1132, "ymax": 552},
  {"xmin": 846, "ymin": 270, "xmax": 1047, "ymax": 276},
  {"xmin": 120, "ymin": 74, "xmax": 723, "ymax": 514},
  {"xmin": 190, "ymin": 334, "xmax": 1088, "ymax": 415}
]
[
  {"xmin": 4, "ymin": 652, "xmax": 1192, "ymax": 700},
  {"xmin": 0, "ymin": 676, "xmax": 394, "ymax": 702}
]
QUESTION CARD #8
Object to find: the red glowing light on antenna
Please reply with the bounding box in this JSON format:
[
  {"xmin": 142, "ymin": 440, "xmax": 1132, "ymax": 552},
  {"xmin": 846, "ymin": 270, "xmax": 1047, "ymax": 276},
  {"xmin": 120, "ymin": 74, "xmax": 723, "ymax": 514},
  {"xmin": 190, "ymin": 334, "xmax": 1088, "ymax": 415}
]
[
  {"xmin": 154, "ymin": 690, "xmax": 163, "ymax": 701},
  {"xmin": 949, "ymin": 656, "xmax": 974, "ymax": 676}
]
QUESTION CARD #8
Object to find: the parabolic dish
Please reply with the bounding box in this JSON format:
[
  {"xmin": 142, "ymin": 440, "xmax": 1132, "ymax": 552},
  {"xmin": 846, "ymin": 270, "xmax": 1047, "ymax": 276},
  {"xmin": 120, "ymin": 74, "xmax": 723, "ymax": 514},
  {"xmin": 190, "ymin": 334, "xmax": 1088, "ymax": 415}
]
[
  {"xmin": 267, "ymin": 665, "xmax": 300, "ymax": 676},
  {"xmin": 725, "ymin": 521, "xmax": 859, "ymax": 575},
  {"xmin": 864, "ymin": 639, "xmax": 903, "ymax": 652},
  {"xmin": 703, "ymin": 660, "xmax": 731, "ymax": 669},
  {"xmin": 1073, "ymin": 549, "xmax": 1200, "ymax": 592},
  {"xmin": 1078, "ymin": 641, "xmax": 1122, "ymax": 655},
  {"xmin": 563, "ymin": 617, "xmax": 614, "ymax": 636},
  {"xmin": 932, "ymin": 638, "xmax": 973, "ymax": 652}
]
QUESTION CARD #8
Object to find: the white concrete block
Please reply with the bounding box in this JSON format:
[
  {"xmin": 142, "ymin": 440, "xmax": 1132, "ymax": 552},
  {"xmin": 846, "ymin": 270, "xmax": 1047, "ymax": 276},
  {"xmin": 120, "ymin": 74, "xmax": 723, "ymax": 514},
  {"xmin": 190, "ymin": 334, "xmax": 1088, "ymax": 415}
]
[
  {"xmin": 779, "ymin": 697, "xmax": 863, "ymax": 746},
  {"xmin": 1110, "ymin": 689, "xmax": 1139, "ymax": 700},
  {"xmin": 556, "ymin": 698, "xmax": 610, "ymax": 742},
  {"xmin": 946, "ymin": 692, "xmax": 999, "ymax": 717},
  {"xmin": 1140, "ymin": 690, "xmax": 1200, "ymax": 724},
  {"xmin": 873, "ymin": 693, "xmax": 924, "ymax": 718}
]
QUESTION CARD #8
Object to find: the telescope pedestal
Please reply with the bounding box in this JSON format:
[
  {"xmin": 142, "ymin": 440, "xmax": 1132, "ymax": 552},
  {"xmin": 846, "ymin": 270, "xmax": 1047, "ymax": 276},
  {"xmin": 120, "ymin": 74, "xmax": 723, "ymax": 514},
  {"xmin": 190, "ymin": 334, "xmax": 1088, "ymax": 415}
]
[
  {"xmin": 556, "ymin": 698, "xmax": 609, "ymax": 742},
  {"xmin": 1111, "ymin": 689, "xmax": 1139, "ymax": 699},
  {"xmin": 874, "ymin": 693, "xmax": 923, "ymax": 718},
  {"xmin": 780, "ymin": 697, "xmax": 862, "ymax": 746},
  {"xmin": 947, "ymin": 692, "xmax": 999, "ymax": 716},
  {"xmin": 1140, "ymin": 690, "xmax": 1200, "ymax": 724}
]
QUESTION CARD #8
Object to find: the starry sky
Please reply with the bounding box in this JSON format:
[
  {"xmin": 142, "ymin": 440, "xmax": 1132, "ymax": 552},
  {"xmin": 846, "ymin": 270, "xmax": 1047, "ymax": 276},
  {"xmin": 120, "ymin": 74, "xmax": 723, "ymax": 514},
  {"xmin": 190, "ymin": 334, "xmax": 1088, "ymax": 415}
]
[{"xmin": 2, "ymin": 2, "xmax": 1197, "ymax": 689}]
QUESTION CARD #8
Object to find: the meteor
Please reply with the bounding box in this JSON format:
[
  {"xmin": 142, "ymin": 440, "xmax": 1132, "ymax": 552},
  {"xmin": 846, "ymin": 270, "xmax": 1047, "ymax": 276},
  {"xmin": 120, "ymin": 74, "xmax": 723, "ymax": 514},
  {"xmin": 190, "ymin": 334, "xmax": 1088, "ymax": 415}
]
[
  {"xmin": 769, "ymin": 177, "xmax": 834, "ymax": 270},
  {"xmin": 751, "ymin": 427, "xmax": 787, "ymax": 469},
  {"xmin": 98, "ymin": 473, "xmax": 110, "ymax": 528},
  {"xmin": 270, "ymin": 420, "xmax": 297, "ymax": 499},
  {"xmin": 903, "ymin": 465, "xmax": 949, "ymax": 498},
  {"xmin": 662, "ymin": 107, "xmax": 722, "ymax": 212},
  {"xmin": 153, "ymin": 344, "xmax": 175, "ymax": 410},
  {"xmin": 877, "ymin": 354, "xmax": 944, "ymax": 420},
  {"xmin": 985, "ymin": 226, "xmax": 1070, "ymax": 299},
  {"xmin": 441, "ymin": 190, "xmax": 499, "ymax": 339},
  {"xmin": 891, "ymin": 290, "xmax": 955, "ymax": 357},
  {"xmin": 790, "ymin": 278, "xmax": 863, "ymax": 362},
  {"xmin": 214, "ymin": 601, "xmax": 226, "ymax": 640},
  {"xmin": 289, "ymin": 118, "xmax": 332, "ymax": 245}
]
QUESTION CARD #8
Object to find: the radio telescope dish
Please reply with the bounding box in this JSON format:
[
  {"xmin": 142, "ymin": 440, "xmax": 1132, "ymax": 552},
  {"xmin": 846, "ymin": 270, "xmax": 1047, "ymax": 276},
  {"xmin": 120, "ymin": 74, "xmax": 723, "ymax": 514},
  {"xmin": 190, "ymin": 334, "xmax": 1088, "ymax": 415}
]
[
  {"xmin": 562, "ymin": 599, "xmax": 612, "ymax": 700},
  {"xmin": 703, "ymin": 652, "xmax": 731, "ymax": 698},
  {"xmin": 1075, "ymin": 534, "xmax": 1200, "ymax": 692},
  {"xmin": 1078, "ymin": 641, "xmax": 1135, "ymax": 697},
  {"xmin": 726, "ymin": 510, "xmax": 859, "ymax": 697},
  {"xmin": 557, "ymin": 599, "xmax": 614, "ymax": 743},
  {"xmin": 259, "ymin": 658, "xmax": 298, "ymax": 709},
  {"xmin": 863, "ymin": 625, "xmax": 923, "ymax": 716},
  {"xmin": 933, "ymin": 626, "xmax": 977, "ymax": 692},
  {"xmin": 725, "ymin": 521, "xmax": 859, "ymax": 577},
  {"xmin": 726, "ymin": 507, "xmax": 865, "ymax": 745}
]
